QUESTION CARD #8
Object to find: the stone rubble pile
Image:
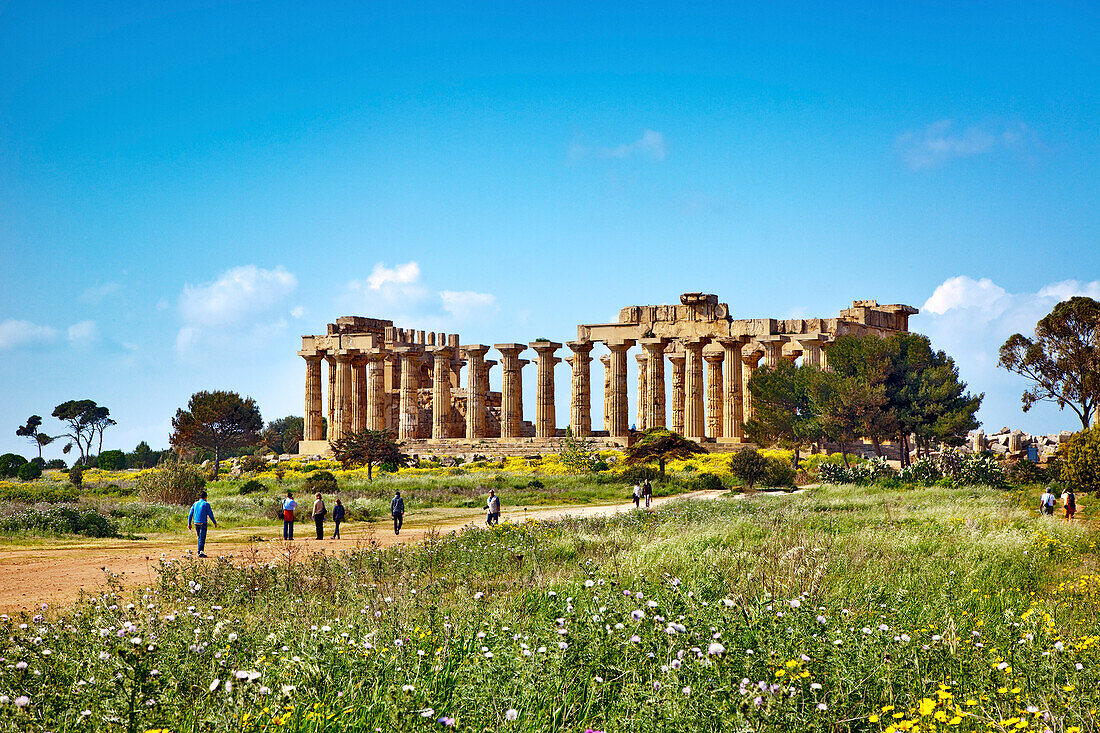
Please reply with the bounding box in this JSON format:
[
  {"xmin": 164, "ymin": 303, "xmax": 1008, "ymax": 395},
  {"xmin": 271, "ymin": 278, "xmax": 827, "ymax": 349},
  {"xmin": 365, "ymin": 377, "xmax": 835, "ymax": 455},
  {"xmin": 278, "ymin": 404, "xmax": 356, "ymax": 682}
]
[{"xmin": 965, "ymin": 427, "xmax": 1075, "ymax": 460}]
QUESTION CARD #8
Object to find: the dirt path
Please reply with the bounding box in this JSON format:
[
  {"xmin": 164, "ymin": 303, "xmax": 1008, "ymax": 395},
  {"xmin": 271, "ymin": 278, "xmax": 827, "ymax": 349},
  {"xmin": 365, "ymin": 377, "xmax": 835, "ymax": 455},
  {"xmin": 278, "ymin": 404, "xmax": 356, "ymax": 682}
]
[{"xmin": 0, "ymin": 491, "xmax": 721, "ymax": 615}]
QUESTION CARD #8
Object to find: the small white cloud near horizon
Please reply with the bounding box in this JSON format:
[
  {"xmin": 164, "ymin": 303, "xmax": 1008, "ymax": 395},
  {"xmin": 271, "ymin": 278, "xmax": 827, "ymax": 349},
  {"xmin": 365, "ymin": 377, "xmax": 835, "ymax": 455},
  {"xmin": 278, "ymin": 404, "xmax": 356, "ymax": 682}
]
[
  {"xmin": 67, "ymin": 320, "xmax": 98, "ymax": 346},
  {"xmin": 922, "ymin": 276, "xmax": 1009, "ymax": 316},
  {"xmin": 179, "ymin": 265, "xmax": 298, "ymax": 328},
  {"xmin": 897, "ymin": 120, "xmax": 1030, "ymax": 170},
  {"xmin": 343, "ymin": 261, "xmax": 497, "ymax": 330},
  {"xmin": 569, "ymin": 129, "xmax": 668, "ymax": 163},
  {"xmin": 366, "ymin": 262, "xmax": 421, "ymax": 290},
  {"xmin": 0, "ymin": 319, "xmax": 59, "ymax": 350}
]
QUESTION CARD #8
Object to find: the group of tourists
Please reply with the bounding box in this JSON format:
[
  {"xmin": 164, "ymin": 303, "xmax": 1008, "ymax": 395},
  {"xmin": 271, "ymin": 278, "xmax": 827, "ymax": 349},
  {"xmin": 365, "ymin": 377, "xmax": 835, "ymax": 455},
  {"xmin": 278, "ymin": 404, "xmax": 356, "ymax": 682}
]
[
  {"xmin": 632, "ymin": 479, "xmax": 653, "ymax": 509},
  {"xmin": 280, "ymin": 491, "xmax": 346, "ymax": 540},
  {"xmin": 1039, "ymin": 485, "xmax": 1077, "ymax": 520}
]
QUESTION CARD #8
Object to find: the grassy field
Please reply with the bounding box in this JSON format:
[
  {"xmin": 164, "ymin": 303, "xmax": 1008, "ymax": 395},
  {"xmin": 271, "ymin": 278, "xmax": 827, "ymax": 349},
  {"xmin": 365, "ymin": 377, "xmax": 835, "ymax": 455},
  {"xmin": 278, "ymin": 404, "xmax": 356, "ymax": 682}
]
[{"xmin": 1, "ymin": 482, "xmax": 1096, "ymax": 732}]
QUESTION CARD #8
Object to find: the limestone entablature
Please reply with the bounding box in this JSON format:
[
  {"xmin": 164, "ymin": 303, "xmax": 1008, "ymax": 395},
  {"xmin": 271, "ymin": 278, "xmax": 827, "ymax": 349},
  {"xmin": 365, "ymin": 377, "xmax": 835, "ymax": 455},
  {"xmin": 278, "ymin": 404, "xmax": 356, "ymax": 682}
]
[{"xmin": 296, "ymin": 295, "xmax": 918, "ymax": 455}]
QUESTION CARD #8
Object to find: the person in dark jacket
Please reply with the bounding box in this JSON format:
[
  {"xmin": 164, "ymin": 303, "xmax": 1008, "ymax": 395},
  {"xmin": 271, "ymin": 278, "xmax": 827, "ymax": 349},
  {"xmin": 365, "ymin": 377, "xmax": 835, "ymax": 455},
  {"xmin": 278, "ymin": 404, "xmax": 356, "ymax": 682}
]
[
  {"xmin": 332, "ymin": 498, "xmax": 345, "ymax": 539},
  {"xmin": 391, "ymin": 491, "xmax": 405, "ymax": 535},
  {"xmin": 312, "ymin": 493, "xmax": 326, "ymax": 540}
]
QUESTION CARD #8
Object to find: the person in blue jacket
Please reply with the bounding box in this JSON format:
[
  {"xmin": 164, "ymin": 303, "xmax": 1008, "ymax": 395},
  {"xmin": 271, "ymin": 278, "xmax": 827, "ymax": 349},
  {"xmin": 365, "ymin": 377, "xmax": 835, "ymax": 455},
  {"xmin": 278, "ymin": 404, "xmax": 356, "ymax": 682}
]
[
  {"xmin": 187, "ymin": 490, "xmax": 217, "ymax": 558},
  {"xmin": 331, "ymin": 498, "xmax": 345, "ymax": 539}
]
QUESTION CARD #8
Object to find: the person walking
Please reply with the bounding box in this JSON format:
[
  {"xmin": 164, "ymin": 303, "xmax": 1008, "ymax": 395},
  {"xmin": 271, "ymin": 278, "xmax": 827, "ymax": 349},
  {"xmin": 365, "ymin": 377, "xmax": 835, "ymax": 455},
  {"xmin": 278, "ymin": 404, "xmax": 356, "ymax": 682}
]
[
  {"xmin": 332, "ymin": 499, "xmax": 345, "ymax": 539},
  {"xmin": 632, "ymin": 483, "xmax": 641, "ymax": 509},
  {"xmin": 187, "ymin": 490, "xmax": 217, "ymax": 558},
  {"xmin": 1039, "ymin": 486, "xmax": 1056, "ymax": 516},
  {"xmin": 282, "ymin": 491, "xmax": 297, "ymax": 540},
  {"xmin": 312, "ymin": 492, "xmax": 326, "ymax": 540},
  {"xmin": 642, "ymin": 479, "xmax": 653, "ymax": 509},
  {"xmin": 391, "ymin": 490, "xmax": 405, "ymax": 535},
  {"xmin": 486, "ymin": 489, "xmax": 501, "ymax": 525},
  {"xmin": 1062, "ymin": 487, "xmax": 1077, "ymax": 521}
]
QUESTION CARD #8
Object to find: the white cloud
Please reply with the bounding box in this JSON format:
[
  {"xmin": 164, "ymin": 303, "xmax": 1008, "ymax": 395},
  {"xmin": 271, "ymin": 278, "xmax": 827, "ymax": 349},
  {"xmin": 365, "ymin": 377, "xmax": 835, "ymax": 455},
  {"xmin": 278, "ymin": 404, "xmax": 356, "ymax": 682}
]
[
  {"xmin": 179, "ymin": 265, "xmax": 297, "ymax": 328},
  {"xmin": 897, "ymin": 120, "xmax": 1030, "ymax": 170},
  {"xmin": 569, "ymin": 129, "xmax": 668, "ymax": 163},
  {"xmin": 916, "ymin": 275, "xmax": 1100, "ymax": 433},
  {"xmin": 290, "ymin": 305, "xmax": 305, "ymax": 318},
  {"xmin": 366, "ymin": 261, "xmax": 420, "ymax": 290},
  {"xmin": 0, "ymin": 319, "xmax": 59, "ymax": 349},
  {"xmin": 440, "ymin": 290, "xmax": 497, "ymax": 321},
  {"xmin": 80, "ymin": 282, "xmax": 120, "ymax": 304},
  {"xmin": 67, "ymin": 320, "xmax": 98, "ymax": 345}
]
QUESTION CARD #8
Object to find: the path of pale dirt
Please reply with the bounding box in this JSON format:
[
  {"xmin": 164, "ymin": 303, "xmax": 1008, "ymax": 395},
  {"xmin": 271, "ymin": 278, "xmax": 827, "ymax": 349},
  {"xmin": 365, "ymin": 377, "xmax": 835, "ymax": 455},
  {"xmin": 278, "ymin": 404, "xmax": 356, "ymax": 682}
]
[{"xmin": 0, "ymin": 490, "xmax": 731, "ymax": 614}]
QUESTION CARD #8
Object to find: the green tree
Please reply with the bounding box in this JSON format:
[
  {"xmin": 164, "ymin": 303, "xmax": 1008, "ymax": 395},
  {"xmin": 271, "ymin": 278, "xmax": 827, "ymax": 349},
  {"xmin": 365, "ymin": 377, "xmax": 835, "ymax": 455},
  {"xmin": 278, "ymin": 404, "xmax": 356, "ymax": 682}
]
[
  {"xmin": 999, "ymin": 296, "xmax": 1100, "ymax": 430},
  {"xmin": 98, "ymin": 449, "xmax": 126, "ymax": 471},
  {"xmin": 1062, "ymin": 426, "xmax": 1100, "ymax": 493},
  {"xmin": 729, "ymin": 448, "xmax": 769, "ymax": 490},
  {"xmin": 51, "ymin": 400, "xmax": 102, "ymax": 464},
  {"xmin": 170, "ymin": 391, "xmax": 263, "ymax": 475},
  {"xmin": 130, "ymin": 441, "xmax": 156, "ymax": 469},
  {"xmin": 0, "ymin": 453, "xmax": 28, "ymax": 478},
  {"xmin": 331, "ymin": 428, "xmax": 407, "ymax": 480},
  {"xmin": 16, "ymin": 415, "xmax": 55, "ymax": 460},
  {"xmin": 811, "ymin": 371, "xmax": 886, "ymax": 467},
  {"xmin": 558, "ymin": 426, "xmax": 602, "ymax": 473},
  {"xmin": 743, "ymin": 361, "xmax": 821, "ymax": 467},
  {"xmin": 260, "ymin": 416, "xmax": 305, "ymax": 455},
  {"xmin": 624, "ymin": 427, "xmax": 705, "ymax": 480},
  {"xmin": 824, "ymin": 336, "xmax": 899, "ymax": 456}
]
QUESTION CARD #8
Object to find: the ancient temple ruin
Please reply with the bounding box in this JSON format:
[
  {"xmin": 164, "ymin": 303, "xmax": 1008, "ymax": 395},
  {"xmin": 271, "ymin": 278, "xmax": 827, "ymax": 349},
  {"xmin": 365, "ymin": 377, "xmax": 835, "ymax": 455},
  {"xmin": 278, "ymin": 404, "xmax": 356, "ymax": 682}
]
[{"xmin": 296, "ymin": 295, "xmax": 917, "ymax": 455}]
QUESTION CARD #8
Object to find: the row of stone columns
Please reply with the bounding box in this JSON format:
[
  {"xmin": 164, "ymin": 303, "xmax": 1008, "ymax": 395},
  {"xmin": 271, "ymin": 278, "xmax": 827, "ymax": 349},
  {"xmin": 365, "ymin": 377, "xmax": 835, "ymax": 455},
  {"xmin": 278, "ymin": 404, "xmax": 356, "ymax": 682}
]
[{"xmin": 302, "ymin": 334, "xmax": 829, "ymax": 444}]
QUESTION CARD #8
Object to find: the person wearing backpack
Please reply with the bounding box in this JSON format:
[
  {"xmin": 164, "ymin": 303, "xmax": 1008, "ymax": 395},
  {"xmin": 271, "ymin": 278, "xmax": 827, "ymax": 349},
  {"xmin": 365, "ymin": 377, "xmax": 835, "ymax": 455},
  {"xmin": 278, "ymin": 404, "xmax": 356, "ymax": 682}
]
[
  {"xmin": 1039, "ymin": 486, "xmax": 1057, "ymax": 516},
  {"xmin": 1062, "ymin": 488, "xmax": 1077, "ymax": 521},
  {"xmin": 332, "ymin": 498, "xmax": 345, "ymax": 539},
  {"xmin": 391, "ymin": 490, "xmax": 405, "ymax": 535},
  {"xmin": 312, "ymin": 492, "xmax": 326, "ymax": 540}
]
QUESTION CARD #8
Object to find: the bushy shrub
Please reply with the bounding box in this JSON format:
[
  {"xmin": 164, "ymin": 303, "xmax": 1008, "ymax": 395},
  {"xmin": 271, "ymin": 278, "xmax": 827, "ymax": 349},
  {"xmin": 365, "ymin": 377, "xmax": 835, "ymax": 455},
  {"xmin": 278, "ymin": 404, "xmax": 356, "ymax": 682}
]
[
  {"xmin": 1006, "ymin": 458, "xmax": 1046, "ymax": 486},
  {"xmin": 694, "ymin": 472, "xmax": 725, "ymax": 491},
  {"xmin": 238, "ymin": 479, "xmax": 265, "ymax": 495},
  {"xmin": 934, "ymin": 448, "xmax": 1008, "ymax": 488},
  {"xmin": 818, "ymin": 462, "xmax": 852, "ymax": 485},
  {"xmin": 68, "ymin": 464, "xmax": 84, "ymax": 487},
  {"xmin": 16, "ymin": 462, "xmax": 42, "ymax": 481},
  {"xmin": 819, "ymin": 456, "xmax": 895, "ymax": 486},
  {"xmin": 0, "ymin": 484, "xmax": 78, "ymax": 503},
  {"xmin": 0, "ymin": 506, "xmax": 120, "ymax": 537},
  {"xmin": 0, "ymin": 453, "xmax": 27, "ymax": 478},
  {"xmin": 729, "ymin": 449, "xmax": 769, "ymax": 490},
  {"xmin": 97, "ymin": 449, "xmax": 126, "ymax": 471},
  {"xmin": 1062, "ymin": 426, "xmax": 1100, "ymax": 493},
  {"xmin": 763, "ymin": 457, "xmax": 796, "ymax": 488},
  {"xmin": 136, "ymin": 461, "xmax": 207, "ymax": 505},
  {"xmin": 527, "ymin": 478, "xmax": 545, "ymax": 490},
  {"xmin": 305, "ymin": 470, "xmax": 337, "ymax": 494},
  {"xmin": 898, "ymin": 457, "xmax": 942, "ymax": 485},
  {"xmin": 45, "ymin": 458, "xmax": 67, "ymax": 470},
  {"xmin": 240, "ymin": 454, "xmax": 266, "ymax": 473}
]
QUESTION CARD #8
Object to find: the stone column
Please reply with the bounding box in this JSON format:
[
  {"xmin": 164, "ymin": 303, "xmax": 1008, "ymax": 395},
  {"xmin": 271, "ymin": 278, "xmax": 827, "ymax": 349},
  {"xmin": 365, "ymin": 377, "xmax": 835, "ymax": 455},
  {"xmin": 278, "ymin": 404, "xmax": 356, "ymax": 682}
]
[
  {"xmin": 704, "ymin": 350, "xmax": 724, "ymax": 439},
  {"xmin": 567, "ymin": 341, "xmax": 594, "ymax": 437},
  {"xmin": 760, "ymin": 335, "xmax": 790, "ymax": 368},
  {"xmin": 431, "ymin": 346, "xmax": 453, "ymax": 440},
  {"xmin": 718, "ymin": 338, "xmax": 747, "ymax": 441},
  {"xmin": 668, "ymin": 353, "xmax": 685, "ymax": 435},
  {"xmin": 331, "ymin": 351, "xmax": 355, "ymax": 442},
  {"xmin": 351, "ymin": 355, "xmax": 368, "ymax": 433},
  {"xmin": 683, "ymin": 339, "xmax": 708, "ymax": 440},
  {"xmin": 366, "ymin": 352, "xmax": 388, "ymax": 431},
  {"xmin": 394, "ymin": 347, "xmax": 422, "ymax": 439},
  {"xmin": 325, "ymin": 355, "xmax": 336, "ymax": 436},
  {"xmin": 742, "ymin": 349, "xmax": 763, "ymax": 423},
  {"xmin": 795, "ymin": 336, "xmax": 826, "ymax": 369},
  {"xmin": 640, "ymin": 338, "xmax": 669, "ymax": 429},
  {"xmin": 462, "ymin": 345, "xmax": 489, "ymax": 440},
  {"xmin": 531, "ymin": 341, "xmax": 562, "ymax": 438},
  {"xmin": 301, "ymin": 353, "xmax": 323, "ymax": 441},
  {"xmin": 635, "ymin": 353, "xmax": 648, "ymax": 431},
  {"xmin": 606, "ymin": 340, "xmax": 635, "ymax": 438},
  {"xmin": 496, "ymin": 344, "xmax": 527, "ymax": 439},
  {"xmin": 600, "ymin": 354, "xmax": 612, "ymax": 433}
]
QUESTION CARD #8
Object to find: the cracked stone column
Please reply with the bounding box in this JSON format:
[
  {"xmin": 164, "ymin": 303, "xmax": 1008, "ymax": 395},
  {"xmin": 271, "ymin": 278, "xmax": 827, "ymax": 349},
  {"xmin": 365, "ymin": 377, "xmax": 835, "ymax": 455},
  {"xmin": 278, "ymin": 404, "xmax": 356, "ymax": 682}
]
[
  {"xmin": 325, "ymin": 355, "xmax": 336, "ymax": 436},
  {"xmin": 567, "ymin": 341, "xmax": 594, "ymax": 437},
  {"xmin": 669, "ymin": 353, "xmax": 685, "ymax": 435},
  {"xmin": 331, "ymin": 351, "xmax": 355, "ymax": 442},
  {"xmin": 640, "ymin": 338, "xmax": 669, "ymax": 429},
  {"xmin": 795, "ymin": 335, "xmax": 826, "ymax": 369},
  {"xmin": 531, "ymin": 341, "xmax": 562, "ymax": 438},
  {"xmin": 394, "ymin": 347, "xmax": 423, "ymax": 439},
  {"xmin": 600, "ymin": 354, "xmax": 612, "ymax": 433},
  {"xmin": 704, "ymin": 349, "xmax": 724, "ymax": 439},
  {"xmin": 496, "ymin": 344, "xmax": 527, "ymax": 439},
  {"xmin": 718, "ymin": 338, "xmax": 748, "ymax": 441},
  {"xmin": 742, "ymin": 349, "xmax": 763, "ymax": 424},
  {"xmin": 760, "ymin": 335, "xmax": 790, "ymax": 368},
  {"xmin": 351, "ymin": 355, "xmax": 368, "ymax": 433},
  {"xmin": 431, "ymin": 346, "xmax": 453, "ymax": 440},
  {"xmin": 635, "ymin": 353, "xmax": 648, "ymax": 431},
  {"xmin": 366, "ymin": 351, "xmax": 388, "ymax": 431},
  {"xmin": 606, "ymin": 340, "xmax": 635, "ymax": 438},
  {"xmin": 461, "ymin": 345, "xmax": 489, "ymax": 440},
  {"xmin": 683, "ymin": 339, "xmax": 708, "ymax": 440},
  {"xmin": 300, "ymin": 352, "xmax": 323, "ymax": 441}
]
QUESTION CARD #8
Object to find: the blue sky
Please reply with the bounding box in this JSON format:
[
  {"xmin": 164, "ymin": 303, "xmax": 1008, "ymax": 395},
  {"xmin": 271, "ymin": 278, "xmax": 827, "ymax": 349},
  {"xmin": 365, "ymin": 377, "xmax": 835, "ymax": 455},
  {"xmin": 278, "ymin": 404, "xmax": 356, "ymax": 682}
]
[{"xmin": 2, "ymin": 1, "xmax": 1098, "ymax": 457}]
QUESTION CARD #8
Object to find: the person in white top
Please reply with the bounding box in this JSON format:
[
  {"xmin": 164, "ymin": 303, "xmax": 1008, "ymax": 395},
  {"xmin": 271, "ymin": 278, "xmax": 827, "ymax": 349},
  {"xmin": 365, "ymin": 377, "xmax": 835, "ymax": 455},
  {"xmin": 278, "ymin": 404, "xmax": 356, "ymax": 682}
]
[
  {"xmin": 1039, "ymin": 487, "xmax": 1056, "ymax": 516},
  {"xmin": 282, "ymin": 491, "xmax": 298, "ymax": 540}
]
